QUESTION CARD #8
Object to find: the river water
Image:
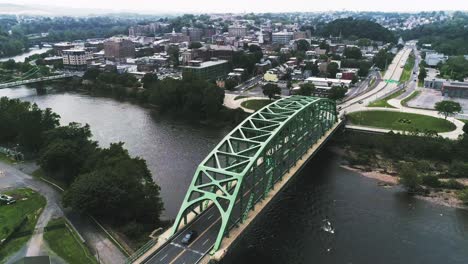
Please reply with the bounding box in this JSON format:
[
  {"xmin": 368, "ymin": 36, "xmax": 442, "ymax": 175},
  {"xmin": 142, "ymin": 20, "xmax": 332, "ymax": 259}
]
[
  {"xmin": 0, "ymin": 47, "xmax": 51, "ymax": 63},
  {"xmin": 1, "ymin": 85, "xmax": 467, "ymax": 264}
]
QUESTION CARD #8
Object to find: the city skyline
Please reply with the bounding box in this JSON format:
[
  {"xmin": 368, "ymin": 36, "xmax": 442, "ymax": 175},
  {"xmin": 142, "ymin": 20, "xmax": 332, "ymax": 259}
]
[{"xmin": 2, "ymin": 0, "xmax": 468, "ymax": 14}]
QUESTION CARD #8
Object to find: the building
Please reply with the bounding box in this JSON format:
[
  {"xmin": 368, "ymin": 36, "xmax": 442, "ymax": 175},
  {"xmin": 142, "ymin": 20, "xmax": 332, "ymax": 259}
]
[
  {"xmin": 263, "ymin": 68, "xmax": 284, "ymax": 82},
  {"xmin": 272, "ymin": 31, "xmax": 294, "ymax": 45},
  {"xmin": 293, "ymin": 31, "xmax": 307, "ymax": 40},
  {"xmin": 305, "ymin": 77, "xmax": 352, "ymax": 88},
  {"xmin": 442, "ymin": 82, "xmax": 468, "ymax": 98},
  {"xmin": 188, "ymin": 27, "xmax": 203, "ymax": 42},
  {"xmin": 180, "ymin": 59, "xmax": 228, "ymax": 80},
  {"xmin": 53, "ymin": 42, "xmax": 74, "ymax": 56},
  {"xmin": 425, "ymin": 52, "xmax": 447, "ymax": 67},
  {"xmin": 104, "ymin": 38, "xmax": 135, "ymax": 61},
  {"xmin": 62, "ymin": 49, "xmax": 92, "ymax": 71},
  {"xmin": 228, "ymin": 25, "xmax": 248, "ymax": 38}
]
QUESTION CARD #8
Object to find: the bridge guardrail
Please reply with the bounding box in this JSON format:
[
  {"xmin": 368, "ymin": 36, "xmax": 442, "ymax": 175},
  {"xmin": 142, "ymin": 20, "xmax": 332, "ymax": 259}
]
[{"xmin": 125, "ymin": 239, "xmax": 157, "ymax": 264}]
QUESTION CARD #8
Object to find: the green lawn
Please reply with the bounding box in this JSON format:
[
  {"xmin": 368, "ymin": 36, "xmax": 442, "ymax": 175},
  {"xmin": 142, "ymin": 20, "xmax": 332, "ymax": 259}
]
[
  {"xmin": 0, "ymin": 188, "xmax": 46, "ymax": 263},
  {"xmin": 368, "ymin": 89, "xmax": 406, "ymax": 108},
  {"xmin": 44, "ymin": 218, "xmax": 98, "ymax": 264},
  {"xmin": 234, "ymin": 95, "xmax": 249, "ymax": 101},
  {"xmin": 348, "ymin": 111, "xmax": 456, "ymax": 133},
  {"xmin": 240, "ymin": 99, "xmax": 272, "ymax": 111},
  {"xmin": 401, "ymin": 91, "xmax": 421, "ymax": 106},
  {"xmin": 400, "ymin": 53, "xmax": 415, "ymax": 82},
  {"xmin": 0, "ymin": 153, "xmax": 13, "ymax": 164}
]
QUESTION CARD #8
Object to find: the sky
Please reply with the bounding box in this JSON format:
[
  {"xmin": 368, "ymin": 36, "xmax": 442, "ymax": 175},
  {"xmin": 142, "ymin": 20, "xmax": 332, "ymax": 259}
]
[{"xmin": 3, "ymin": 0, "xmax": 468, "ymax": 13}]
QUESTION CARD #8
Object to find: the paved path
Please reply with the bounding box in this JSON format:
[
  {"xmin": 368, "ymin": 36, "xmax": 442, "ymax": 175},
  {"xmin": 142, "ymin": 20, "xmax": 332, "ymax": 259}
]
[
  {"xmin": 223, "ymin": 93, "xmax": 268, "ymax": 113},
  {"xmin": 0, "ymin": 161, "xmax": 126, "ymax": 264}
]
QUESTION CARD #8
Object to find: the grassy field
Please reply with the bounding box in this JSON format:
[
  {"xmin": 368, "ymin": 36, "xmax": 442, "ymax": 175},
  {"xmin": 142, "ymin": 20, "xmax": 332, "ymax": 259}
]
[
  {"xmin": 401, "ymin": 91, "xmax": 421, "ymax": 106},
  {"xmin": 234, "ymin": 95, "xmax": 249, "ymax": 100},
  {"xmin": 240, "ymin": 99, "xmax": 272, "ymax": 111},
  {"xmin": 0, "ymin": 153, "xmax": 13, "ymax": 164},
  {"xmin": 44, "ymin": 218, "xmax": 97, "ymax": 264},
  {"xmin": 0, "ymin": 188, "xmax": 46, "ymax": 263},
  {"xmin": 399, "ymin": 53, "xmax": 415, "ymax": 82},
  {"xmin": 348, "ymin": 111, "xmax": 456, "ymax": 133},
  {"xmin": 368, "ymin": 89, "xmax": 406, "ymax": 108}
]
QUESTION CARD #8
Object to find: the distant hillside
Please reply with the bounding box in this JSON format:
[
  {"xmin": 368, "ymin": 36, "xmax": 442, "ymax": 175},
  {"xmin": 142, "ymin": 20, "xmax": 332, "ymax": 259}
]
[
  {"xmin": 400, "ymin": 13, "xmax": 468, "ymax": 55},
  {"xmin": 317, "ymin": 17, "xmax": 396, "ymax": 43}
]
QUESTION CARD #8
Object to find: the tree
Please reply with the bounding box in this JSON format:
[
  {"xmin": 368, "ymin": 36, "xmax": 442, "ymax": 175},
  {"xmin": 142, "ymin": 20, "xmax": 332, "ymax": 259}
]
[
  {"xmin": 63, "ymin": 143, "xmax": 164, "ymax": 225},
  {"xmin": 398, "ymin": 163, "xmax": 421, "ymax": 193},
  {"xmin": 167, "ymin": 46, "xmax": 180, "ymax": 67},
  {"xmin": 418, "ymin": 66, "xmax": 427, "ymax": 82},
  {"xmin": 296, "ymin": 39, "xmax": 310, "ymax": 52},
  {"xmin": 434, "ymin": 100, "xmax": 462, "ymax": 119},
  {"xmin": 189, "ymin": 42, "xmax": 202, "ymax": 49},
  {"xmin": 463, "ymin": 123, "xmax": 468, "ymax": 135},
  {"xmin": 141, "ymin": 73, "xmax": 158, "ymax": 89},
  {"xmin": 459, "ymin": 189, "xmax": 468, "ymax": 205},
  {"xmin": 343, "ymin": 47, "xmax": 362, "ymax": 60},
  {"xmin": 328, "ymin": 86, "xmax": 347, "ymax": 101},
  {"xmin": 298, "ymin": 83, "xmax": 315, "ymax": 96},
  {"xmin": 224, "ymin": 78, "xmax": 238, "ymax": 91},
  {"xmin": 262, "ymin": 83, "xmax": 281, "ymax": 100},
  {"xmin": 327, "ymin": 62, "xmax": 340, "ymax": 78}
]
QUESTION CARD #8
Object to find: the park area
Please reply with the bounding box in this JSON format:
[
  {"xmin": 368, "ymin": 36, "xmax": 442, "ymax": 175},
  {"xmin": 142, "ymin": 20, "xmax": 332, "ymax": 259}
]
[
  {"xmin": 0, "ymin": 188, "xmax": 46, "ymax": 262},
  {"xmin": 347, "ymin": 110, "xmax": 456, "ymax": 133},
  {"xmin": 44, "ymin": 218, "xmax": 97, "ymax": 264},
  {"xmin": 240, "ymin": 99, "xmax": 272, "ymax": 111}
]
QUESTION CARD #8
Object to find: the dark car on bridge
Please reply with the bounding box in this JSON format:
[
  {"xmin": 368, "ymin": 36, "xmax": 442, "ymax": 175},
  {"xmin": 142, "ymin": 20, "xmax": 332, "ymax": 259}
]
[{"xmin": 181, "ymin": 230, "xmax": 197, "ymax": 245}]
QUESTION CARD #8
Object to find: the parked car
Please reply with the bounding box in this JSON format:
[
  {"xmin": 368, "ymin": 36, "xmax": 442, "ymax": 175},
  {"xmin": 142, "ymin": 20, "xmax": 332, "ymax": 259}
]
[
  {"xmin": 181, "ymin": 230, "xmax": 197, "ymax": 245},
  {"xmin": 0, "ymin": 194, "xmax": 16, "ymax": 205}
]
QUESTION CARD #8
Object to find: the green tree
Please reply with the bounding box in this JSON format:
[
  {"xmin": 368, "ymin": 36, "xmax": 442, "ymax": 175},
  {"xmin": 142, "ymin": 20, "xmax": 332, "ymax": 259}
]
[
  {"xmin": 224, "ymin": 78, "xmax": 238, "ymax": 91},
  {"xmin": 434, "ymin": 100, "xmax": 462, "ymax": 119},
  {"xmin": 298, "ymin": 83, "xmax": 315, "ymax": 96},
  {"xmin": 418, "ymin": 65, "xmax": 427, "ymax": 82},
  {"xmin": 463, "ymin": 123, "xmax": 468, "ymax": 135},
  {"xmin": 398, "ymin": 163, "xmax": 421, "ymax": 192},
  {"xmin": 141, "ymin": 73, "xmax": 158, "ymax": 89},
  {"xmin": 189, "ymin": 41, "xmax": 202, "ymax": 49},
  {"xmin": 63, "ymin": 143, "xmax": 164, "ymax": 225},
  {"xmin": 327, "ymin": 62, "xmax": 340, "ymax": 78},
  {"xmin": 328, "ymin": 86, "xmax": 347, "ymax": 100},
  {"xmin": 458, "ymin": 189, "xmax": 468, "ymax": 205},
  {"xmin": 343, "ymin": 47, "xmax": 362, "ymax": 59},
  {"xmin": 296, "ymin": 39, "xmax": 310, "ymax": 52},
  {"xmin": 262, "ymin": 83, "xmax": 281, "ymax": 100}
]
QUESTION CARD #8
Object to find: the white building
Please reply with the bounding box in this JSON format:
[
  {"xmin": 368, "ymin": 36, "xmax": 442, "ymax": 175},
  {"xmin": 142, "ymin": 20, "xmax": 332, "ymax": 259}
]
[
  {"xmin": 305, "ymin": 77, "xmax": 352, "ymax": 88},
  {"xmin": 272, "ymin": 31, "xmax": 294, "ymax": 45},
  {"xmin": 62, "ymin": 49, "xmax": 92, "ymax": 71},
  {"xmin": 228, "ymin": 25, "xmax": 248, "ymax": 38},
  {"xmin": 425, "ymin": 52, "xmax": 447, "ymax": 67}
]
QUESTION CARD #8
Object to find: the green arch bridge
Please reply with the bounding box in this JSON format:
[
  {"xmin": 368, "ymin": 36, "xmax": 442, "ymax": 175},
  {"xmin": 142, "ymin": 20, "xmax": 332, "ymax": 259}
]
[{"xmin": 133, "ymin": 95, "xmax": 339, "ymax": 264}]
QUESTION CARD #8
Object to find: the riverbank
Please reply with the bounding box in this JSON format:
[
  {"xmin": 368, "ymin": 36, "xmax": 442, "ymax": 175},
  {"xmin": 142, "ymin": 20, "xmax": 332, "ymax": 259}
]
[{"xmin": 336, "ymin": 147, "xmax": 468, "ymax": 210}]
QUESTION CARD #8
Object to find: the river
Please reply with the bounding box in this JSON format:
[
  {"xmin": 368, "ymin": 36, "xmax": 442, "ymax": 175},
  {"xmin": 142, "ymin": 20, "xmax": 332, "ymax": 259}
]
[
  {"xmin": 1, "ymin": 86, "xmax": 467, "ymax": 264},
  {"xmin": 0, "ymin": 47, "xmax": 52, "ymax": 63}
]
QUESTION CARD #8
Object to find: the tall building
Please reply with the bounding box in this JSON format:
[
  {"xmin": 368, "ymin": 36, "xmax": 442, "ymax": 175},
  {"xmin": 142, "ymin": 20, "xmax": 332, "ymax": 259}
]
[
  {"xmin": 181, "ymin": 59, "xmax": 228, "ymax": 80},
  {"xmin": 62, "ymin": 49, "xmax": 91, "ymax": 71},
  {"xmin": 188, "ymin": 27, "xmax": 203, "ymax": 42},
  {"xmin": 228, "ymin": 25, "xmax": 248, "ymax": 38},
  {"xmin": 272, "ymin": 31, "xmax": 294, "ymax": 45},
  {"xmin": 104, "ymin": 38, "xmax": 135, "ymax": 61},
  {"xmin": 53, "ymin": 42, "xmax": 75, "ymax": 56}
]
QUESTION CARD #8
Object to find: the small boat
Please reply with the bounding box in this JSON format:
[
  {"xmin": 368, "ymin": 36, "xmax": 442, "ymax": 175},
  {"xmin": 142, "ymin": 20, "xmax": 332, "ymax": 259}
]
[{"xmin": 322, "ymin": 219, "xmax": 335, "ymax": 234}]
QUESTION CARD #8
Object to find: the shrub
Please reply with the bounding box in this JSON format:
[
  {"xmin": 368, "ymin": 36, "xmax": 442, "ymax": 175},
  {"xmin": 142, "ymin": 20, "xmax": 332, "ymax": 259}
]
[
  {"xmin": 447, "ymin": 161, "xmax": 468, "ymax": 178},
  {"xmin": 441, "ymin": 179, "xmax": 465, "ymax": 190},
  {"xmin": 458, "ymin": 189, "xmax": 468, "ymax": 205},
  {"xmin": 421, "ymin": 174, "xmax": 441, "ymax": 188},
  {"xmin": 399, "ymin": 163, "xmax": 421, "ymax": 192}
]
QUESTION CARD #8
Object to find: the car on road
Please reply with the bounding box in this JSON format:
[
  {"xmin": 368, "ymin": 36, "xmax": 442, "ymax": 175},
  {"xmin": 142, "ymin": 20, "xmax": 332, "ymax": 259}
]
[
  {"xmin": 181, "ymin": 230, "xmax": 197, "ymax": 245},
  {"xmin": 358, "ymin": 100, "xmax": 363, "ymax": 104}
]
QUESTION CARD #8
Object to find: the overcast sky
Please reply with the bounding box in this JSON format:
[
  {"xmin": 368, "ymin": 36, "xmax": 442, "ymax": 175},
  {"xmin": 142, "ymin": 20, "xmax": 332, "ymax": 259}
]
[{"xmin": 4, "ymin": 0, "xmax": 468, "ymax": 13}]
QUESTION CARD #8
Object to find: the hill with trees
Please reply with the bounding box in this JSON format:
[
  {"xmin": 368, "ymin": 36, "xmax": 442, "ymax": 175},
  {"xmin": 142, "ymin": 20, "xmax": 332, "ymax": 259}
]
[
  {"xmin": 317, "ymin": 18, "xmax": 396, "ymax": 43},
  {"xmin": 400, "ymin": 12, "xmax": 468, "ymax": 55}
]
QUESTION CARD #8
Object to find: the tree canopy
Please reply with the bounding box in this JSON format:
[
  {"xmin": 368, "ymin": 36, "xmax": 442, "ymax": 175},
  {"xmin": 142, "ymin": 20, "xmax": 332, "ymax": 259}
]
[
  {"xmin": 317, "ymin": 18, "xmax": 396, "ymax": 43},
  {"xmin": 262, "ymin": 83, "xmax": 281, "ymax": 100},
  {"xmin": 434, "ymin": 100, "xmax": 462, "ymax": 119}
]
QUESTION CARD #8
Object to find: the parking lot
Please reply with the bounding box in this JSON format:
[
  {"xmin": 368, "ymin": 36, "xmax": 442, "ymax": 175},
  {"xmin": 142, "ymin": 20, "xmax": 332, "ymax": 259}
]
[{"xmin": 407, "ymin": 88, "xmax": 468, "ymax": 119}]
